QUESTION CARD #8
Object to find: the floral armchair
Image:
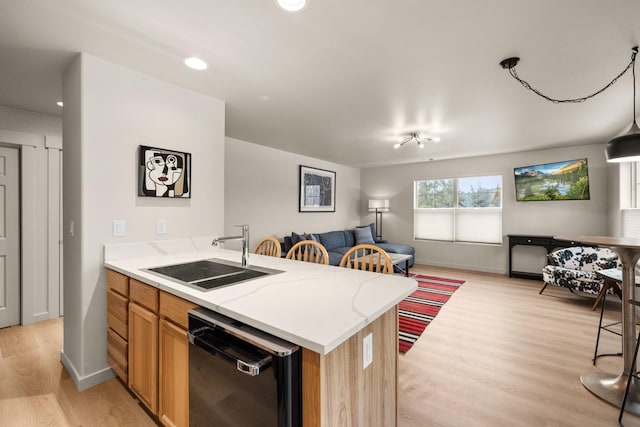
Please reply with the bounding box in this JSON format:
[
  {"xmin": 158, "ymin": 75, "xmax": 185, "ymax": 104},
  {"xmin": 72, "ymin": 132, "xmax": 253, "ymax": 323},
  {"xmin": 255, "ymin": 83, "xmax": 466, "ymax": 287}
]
[{"xmin": 541, "ymin": 246, "xmax": 621, "ymax": 296}]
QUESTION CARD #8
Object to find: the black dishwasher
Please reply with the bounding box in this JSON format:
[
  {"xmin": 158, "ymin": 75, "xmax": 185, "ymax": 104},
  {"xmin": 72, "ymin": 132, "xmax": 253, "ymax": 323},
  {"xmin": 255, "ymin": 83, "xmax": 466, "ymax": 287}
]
[{"xmin": 187, "ymin": 307, "xmax": 301, "ymax": 427}]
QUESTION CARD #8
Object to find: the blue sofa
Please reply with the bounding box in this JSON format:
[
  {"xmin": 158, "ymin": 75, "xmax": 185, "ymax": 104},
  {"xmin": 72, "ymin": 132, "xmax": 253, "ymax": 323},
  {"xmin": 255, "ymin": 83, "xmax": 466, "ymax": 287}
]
[{"xmin": 283, "ymin": 224, "xmax": 415, "ymax": 268}]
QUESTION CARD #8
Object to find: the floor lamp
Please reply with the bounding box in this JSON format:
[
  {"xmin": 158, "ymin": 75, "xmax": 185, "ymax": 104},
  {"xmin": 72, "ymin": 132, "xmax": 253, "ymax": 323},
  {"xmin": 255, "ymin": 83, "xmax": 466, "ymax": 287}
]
[{"xmin": 368, "ymin": 199, "xmax": 389, "ymax": 240}]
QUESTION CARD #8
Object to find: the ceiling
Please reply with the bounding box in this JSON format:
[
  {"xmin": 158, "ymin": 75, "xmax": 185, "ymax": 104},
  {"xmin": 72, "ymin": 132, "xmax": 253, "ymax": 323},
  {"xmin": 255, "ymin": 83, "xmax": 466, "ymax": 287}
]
[{"xmin": 1, "ymin": 0, "xmax": 639, "ymax": 168}]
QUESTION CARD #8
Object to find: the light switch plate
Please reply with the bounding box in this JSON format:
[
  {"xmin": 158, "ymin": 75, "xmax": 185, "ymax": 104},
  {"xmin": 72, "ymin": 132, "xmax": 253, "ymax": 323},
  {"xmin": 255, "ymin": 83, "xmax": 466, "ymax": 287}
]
[
  {"xmin": 113, "ymin": 220, "xmax": 126, "ymax": 237},
  {"xmin": 363, "ymin": 333, "xmax": 373, "ymax": 369},
  {"xmin": 156, "ymin": 219, "xmax": 167, "ymax": 234}
]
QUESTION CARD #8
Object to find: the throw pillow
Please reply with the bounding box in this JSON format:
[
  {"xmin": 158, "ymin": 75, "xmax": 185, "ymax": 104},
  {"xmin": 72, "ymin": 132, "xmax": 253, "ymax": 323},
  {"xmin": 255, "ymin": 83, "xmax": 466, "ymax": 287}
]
[
  {"xmin": 354, "ymin": 226, "xmax": 375, "ymax": 245},
  {"xmin": 291, "ymin": 232, "xmax": 305, "ymax": 245},
  {"xmin": 367, "ymin": 223, "xmax": 377, "ymax": 242},
  {"xmin": 304, "ymin": 233, "xmax": 321, "ymax": 256}
]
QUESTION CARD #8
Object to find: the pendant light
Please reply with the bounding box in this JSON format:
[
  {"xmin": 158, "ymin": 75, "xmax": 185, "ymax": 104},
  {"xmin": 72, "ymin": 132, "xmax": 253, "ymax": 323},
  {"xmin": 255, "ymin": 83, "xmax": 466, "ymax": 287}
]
[{"xmin": 605, "ymin": 47, "xmax": 640, "ymax": 162}]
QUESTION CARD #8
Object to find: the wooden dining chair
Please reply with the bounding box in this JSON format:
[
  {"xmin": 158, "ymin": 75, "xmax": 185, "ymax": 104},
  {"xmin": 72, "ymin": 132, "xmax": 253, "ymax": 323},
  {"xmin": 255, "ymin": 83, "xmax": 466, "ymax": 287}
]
[
  {"xmin": 339, "ymin": 244, "xmax": 393, "ymax": 274},
  {"xmin": 285, "ymin": 240, "xmax": 329, "ymax": 265},
  {"xmin": 253, "ymin": 237, "xmax": 282, "ymax": 257}
]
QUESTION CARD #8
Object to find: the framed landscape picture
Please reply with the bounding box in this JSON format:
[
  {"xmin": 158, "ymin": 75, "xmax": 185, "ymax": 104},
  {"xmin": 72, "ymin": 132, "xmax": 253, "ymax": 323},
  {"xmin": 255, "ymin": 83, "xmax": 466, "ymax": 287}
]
[
  {"xmin": 514, "ymin": 158, "xmax": 589, "ymax": 201},
  {"xmin": 138, "ymin": 145, "xmax": 191, "ymax": 198},
  {"xmin": 299, "ymin": 165, "xmax": 336, "ymax": 212}
]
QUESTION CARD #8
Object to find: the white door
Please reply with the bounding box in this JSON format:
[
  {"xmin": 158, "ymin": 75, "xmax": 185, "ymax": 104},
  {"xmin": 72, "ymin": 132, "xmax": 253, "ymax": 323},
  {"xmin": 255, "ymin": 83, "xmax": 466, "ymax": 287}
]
[{"xmin": 0, "ymin": 146, "xmax": 20, "ymax": 327}]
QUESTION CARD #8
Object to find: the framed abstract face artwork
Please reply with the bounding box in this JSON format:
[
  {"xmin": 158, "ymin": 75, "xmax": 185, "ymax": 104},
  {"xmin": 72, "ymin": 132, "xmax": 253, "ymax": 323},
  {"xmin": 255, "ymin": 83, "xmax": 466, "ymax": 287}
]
[{"xmin": 138, "ymin": 145, "xmax": 191, "ymax": 198}]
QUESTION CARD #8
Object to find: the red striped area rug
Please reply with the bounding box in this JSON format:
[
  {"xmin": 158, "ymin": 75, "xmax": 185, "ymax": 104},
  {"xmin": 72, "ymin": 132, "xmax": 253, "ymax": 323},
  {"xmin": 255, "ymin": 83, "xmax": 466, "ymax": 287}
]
[{"xmin": 399, "ymin": 274, "xmax": 465, "ymax": 353}]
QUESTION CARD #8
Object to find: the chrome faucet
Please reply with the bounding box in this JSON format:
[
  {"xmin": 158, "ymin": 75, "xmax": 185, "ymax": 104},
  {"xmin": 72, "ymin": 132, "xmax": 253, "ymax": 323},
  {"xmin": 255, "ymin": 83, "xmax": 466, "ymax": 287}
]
[{"xmin": 211, "ymin": 224, "xmax": 250, "ymax": 267}]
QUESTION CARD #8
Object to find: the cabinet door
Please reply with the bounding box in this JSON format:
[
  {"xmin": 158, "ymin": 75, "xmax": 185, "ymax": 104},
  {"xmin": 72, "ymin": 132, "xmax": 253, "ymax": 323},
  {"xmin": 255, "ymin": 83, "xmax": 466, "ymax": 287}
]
[
  {"xmin": 159, "ymin": 318, "xmax": 189, "ymax": 427},
  {"xmin": 129, "ymin": 302, "xmax": 158, "ymax": 414}
]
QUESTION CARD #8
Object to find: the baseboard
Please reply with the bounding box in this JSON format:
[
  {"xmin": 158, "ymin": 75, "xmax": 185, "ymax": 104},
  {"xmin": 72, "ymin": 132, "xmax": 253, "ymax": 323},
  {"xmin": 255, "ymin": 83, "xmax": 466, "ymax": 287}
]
[
  {"xmin": 21, "ymin": 312, "xmax": 51, "ymax": 326},
  {"xmin": 60, "ymin": 349, "xmax": 115, "ymax": 392},
  {"xmin": 413, "ymin": 258, "xmax": 507, "ymax": 275}
]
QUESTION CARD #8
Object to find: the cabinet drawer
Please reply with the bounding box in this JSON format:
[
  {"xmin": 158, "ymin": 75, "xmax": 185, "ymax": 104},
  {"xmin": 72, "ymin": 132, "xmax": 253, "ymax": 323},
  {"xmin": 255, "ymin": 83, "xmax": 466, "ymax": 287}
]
[
  {"xmin": 107, "ymin": 269, "xmax": 129, "ymax": 296},
  {"xmin": 107, "ymin": 290, "xmax": 128, "ymax": 339},
  {"xmin": 130, "ymin": 279, "xmax": 158, "ymax": 312},
  {"xmin": 107, "ymin": 328, "xmax": 128, "ymax": 382},
  {"xmin": 159, "ymin": 291, "xmax": 198, "ymax": 330},
  {"xmin": 510, "ymin": 236, "xmax": 550, "ymax": 246}
]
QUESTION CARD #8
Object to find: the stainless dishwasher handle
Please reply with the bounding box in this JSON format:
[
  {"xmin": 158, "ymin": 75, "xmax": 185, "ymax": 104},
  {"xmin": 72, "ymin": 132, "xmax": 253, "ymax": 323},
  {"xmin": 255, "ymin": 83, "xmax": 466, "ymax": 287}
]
[
  {"xmin": 188, "ymin": 327, "xmax": 273, "ymax": 376},
  {"xmin": 237, "ymin": 356, "xmax": 272, "ymax": 376}
]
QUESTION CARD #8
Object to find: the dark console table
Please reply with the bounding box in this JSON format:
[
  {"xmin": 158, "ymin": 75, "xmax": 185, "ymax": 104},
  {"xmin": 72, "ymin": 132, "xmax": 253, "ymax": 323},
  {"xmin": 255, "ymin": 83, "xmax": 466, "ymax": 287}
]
[{"xmin": 508, "ymin": 234, "xmax": 579, "ymax": 280}]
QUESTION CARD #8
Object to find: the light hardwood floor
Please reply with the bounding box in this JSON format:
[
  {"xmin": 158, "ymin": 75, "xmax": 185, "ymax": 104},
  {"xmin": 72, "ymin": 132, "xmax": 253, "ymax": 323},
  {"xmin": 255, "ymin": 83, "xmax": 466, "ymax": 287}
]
[
  {"xmin": 0, "ymin": 317, "xmax": 155, "ymax": 426},
  {"xmin": 1, "ymin": 265, "xmax": 639, "ymax": 426},
  {"xmin": 400, "ymin": 265, "xmax": 640, "ymax": 427}
]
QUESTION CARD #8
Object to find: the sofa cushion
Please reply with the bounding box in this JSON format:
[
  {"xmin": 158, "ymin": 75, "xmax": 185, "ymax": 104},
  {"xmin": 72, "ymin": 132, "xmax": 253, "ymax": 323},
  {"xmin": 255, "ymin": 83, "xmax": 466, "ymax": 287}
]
[
  {"xmin": 355, "ymin": 226, "xmax": 375, "ymax": 245},
  {"xmin": 343, "ymin": 229, "xmax": 356, "ymax": 247},
  {"xmin": 317, "ymin": 231, "xmax": 347, "ymax": 251},
  {"xmin": 324, "ymin": 246, "xmax": 352, "ymax": 266},
  {"xmin": 327, "ymin": 251, "xmax": 344, "ymax": 266}
]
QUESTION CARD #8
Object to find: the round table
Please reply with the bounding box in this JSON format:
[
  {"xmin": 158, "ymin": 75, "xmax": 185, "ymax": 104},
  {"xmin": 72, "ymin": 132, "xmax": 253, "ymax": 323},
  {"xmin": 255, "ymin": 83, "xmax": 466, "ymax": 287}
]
[{"xmin": 556, "ymin": 235, "xmax": 640, "ymax": 414}]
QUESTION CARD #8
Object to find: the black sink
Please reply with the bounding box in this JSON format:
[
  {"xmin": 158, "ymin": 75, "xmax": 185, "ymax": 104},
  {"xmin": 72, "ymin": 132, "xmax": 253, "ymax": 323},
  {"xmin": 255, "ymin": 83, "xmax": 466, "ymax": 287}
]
[{"xmin": 145, "ymin": 259, "xmax": 281, "ymax": 291}]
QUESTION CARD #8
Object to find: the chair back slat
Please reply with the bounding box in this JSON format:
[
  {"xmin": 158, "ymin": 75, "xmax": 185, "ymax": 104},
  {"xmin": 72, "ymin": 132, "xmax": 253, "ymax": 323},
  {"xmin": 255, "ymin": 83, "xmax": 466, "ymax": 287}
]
[
  {"xmin": 339, "ymin": 244, "xmax": 393, "ymax": 274},
  {"xmin": 285, "ymin": 240, "xmax": 330, "ymax": 265},
  {"xmin": 254, "ymin": 237, "xmax": 282, "ymax": 257}
]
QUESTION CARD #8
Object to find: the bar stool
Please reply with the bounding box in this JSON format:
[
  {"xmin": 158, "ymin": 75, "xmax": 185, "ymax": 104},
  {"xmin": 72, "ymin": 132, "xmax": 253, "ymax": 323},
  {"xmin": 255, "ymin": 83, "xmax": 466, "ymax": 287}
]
[
  {"xmin": 619, "ymin": 300, "xmax": 640, "ymax": 426},
  {"xmin": 593, "ymin": 275, "xmax": 623, "ymax": 364}
]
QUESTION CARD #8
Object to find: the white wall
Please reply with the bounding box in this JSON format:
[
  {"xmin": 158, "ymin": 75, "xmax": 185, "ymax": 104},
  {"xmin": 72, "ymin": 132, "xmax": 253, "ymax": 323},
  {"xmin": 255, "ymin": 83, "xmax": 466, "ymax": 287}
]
[
  {"xmin": 361, "ymin": 143, "xmax": 611, "ymax": 274},
  {"xmin": 224, "ymin": 137, "xmax": 361, "ymax": 248},
  {"xmin": 62, "ymin": 53, "xmax": 226, "ymax": 390},
  {"xmin": 0, "ymin": 106, "xmax": 63, "ymax": 325},
  {"xmin": 0, "ymin": 105, "xmax": 62, "ymax": 135}
]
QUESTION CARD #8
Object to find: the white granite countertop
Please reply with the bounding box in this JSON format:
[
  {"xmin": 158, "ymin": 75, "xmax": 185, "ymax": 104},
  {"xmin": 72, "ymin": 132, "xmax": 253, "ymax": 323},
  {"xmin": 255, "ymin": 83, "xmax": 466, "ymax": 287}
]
[{"xmin": 104, "ymin": 237, "xmax": 417, "ymax": 355}]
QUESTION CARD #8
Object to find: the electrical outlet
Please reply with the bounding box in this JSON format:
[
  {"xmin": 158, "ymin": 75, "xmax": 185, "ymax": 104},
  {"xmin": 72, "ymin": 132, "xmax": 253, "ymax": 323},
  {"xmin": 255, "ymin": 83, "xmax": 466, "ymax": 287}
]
[
  {"xmin": 363, "ymin": 333, "xmax": 373, "ymax": 369},
  {"xmin": 113, "ymin": 220, "xmax": 126, "ymax": 237},
  {"xmin": 156, "ymin": 219, "xmax": 167, "ymax": 234}
]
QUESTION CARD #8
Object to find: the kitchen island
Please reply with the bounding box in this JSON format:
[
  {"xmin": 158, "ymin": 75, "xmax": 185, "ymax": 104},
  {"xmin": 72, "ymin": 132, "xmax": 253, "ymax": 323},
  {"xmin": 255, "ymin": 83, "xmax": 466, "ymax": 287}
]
[{"xmin": 104, "ymin": 237, "xmax": 417, "ymax": 426}]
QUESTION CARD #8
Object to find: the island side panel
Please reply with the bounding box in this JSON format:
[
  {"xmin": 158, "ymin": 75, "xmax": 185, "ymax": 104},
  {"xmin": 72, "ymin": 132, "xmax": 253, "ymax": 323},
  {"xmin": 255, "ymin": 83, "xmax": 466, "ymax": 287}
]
[{"xmin": 302, "ymin": 306, "xmax": 398, "ymax": 426}]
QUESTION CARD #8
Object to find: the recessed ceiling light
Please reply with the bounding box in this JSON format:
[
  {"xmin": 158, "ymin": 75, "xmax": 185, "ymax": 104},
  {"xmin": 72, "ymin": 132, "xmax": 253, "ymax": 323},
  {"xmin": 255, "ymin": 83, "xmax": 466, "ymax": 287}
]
[
  {"xmin": 184, "ymin": 57, "xmax": 208, "ymax": 70},
  {"xmin": 275, "ymin": 0, "xmax": 307, "ymax": 12},
  {"xmin": 56, "ymin": 101, "xmax": 63, "ymax": 107}
]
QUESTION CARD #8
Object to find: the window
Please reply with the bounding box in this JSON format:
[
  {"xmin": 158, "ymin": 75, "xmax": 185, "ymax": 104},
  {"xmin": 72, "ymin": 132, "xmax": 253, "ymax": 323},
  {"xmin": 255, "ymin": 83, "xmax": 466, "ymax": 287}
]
[
  {"xmin": 414, "ymin": 175, "xmax": 503, "ymax": 244},
  {"xmin": 621, "ymin": 162, "xmax": 640, "ymax": 238},
  {"xmin": 626, "ymin": 161, "xmax": 640, "ymax": 208}
]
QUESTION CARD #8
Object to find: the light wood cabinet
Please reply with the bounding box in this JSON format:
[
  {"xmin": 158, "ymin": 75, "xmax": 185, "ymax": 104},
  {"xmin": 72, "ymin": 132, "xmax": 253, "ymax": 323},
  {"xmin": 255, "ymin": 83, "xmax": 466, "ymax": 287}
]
[
  {"xmin": 107, "ymin": 269, "xmax": 196, "ymax": 427},
  {"xmin": 158, "ymin": 291, "xmax": 197, "ymax": 427},
  {"xmin": 106, "ymin": 269, "xmax": 129, "ymax": 382},
  {"xmin": 129, "ymin": 300, "xmax": 159, "ymax": 414},
  {"xmin": 159, "ymin": 318, "xmax": 189, "ymax": 427}
]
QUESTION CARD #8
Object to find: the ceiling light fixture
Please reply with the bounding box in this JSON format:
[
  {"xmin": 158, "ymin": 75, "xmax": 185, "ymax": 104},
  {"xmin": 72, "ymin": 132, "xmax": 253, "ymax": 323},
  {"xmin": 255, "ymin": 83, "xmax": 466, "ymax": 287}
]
[
  {"xmin": 56, "ymin": 101, "xmax": 63, "ymax": 107},
  {"xmin": 276, "ymin": 0, "xmax": 307, "ymax": 12},
  {"xmin": 393, "ymin": 132, "xmax": 441, "ymax": 149},
  {"xmin": 184, "ymin": 57, "xmax": 208, "ymax": 70},
  {"xmin": 499, "ymin": 47, "xmax": 640, "ymax": 162}
]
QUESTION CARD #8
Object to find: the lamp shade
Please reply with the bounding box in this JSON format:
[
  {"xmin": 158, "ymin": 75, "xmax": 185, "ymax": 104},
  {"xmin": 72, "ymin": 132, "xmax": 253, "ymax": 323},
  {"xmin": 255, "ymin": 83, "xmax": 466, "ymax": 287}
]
[
  {"xmin": 605, "ymin": 121, "xmax": 640, "ymax": 162},
  {"xmin": 368, "ymin": 199, "xmax": 390, "ymax": 212}
]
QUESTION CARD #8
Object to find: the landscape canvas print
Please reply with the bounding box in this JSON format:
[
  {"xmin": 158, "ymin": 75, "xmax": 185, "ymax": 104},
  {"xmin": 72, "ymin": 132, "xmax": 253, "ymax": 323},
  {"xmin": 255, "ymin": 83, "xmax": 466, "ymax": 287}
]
[{"xmin": 514, "ymin": 158, "xmax": 590, "ymax": 201}]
